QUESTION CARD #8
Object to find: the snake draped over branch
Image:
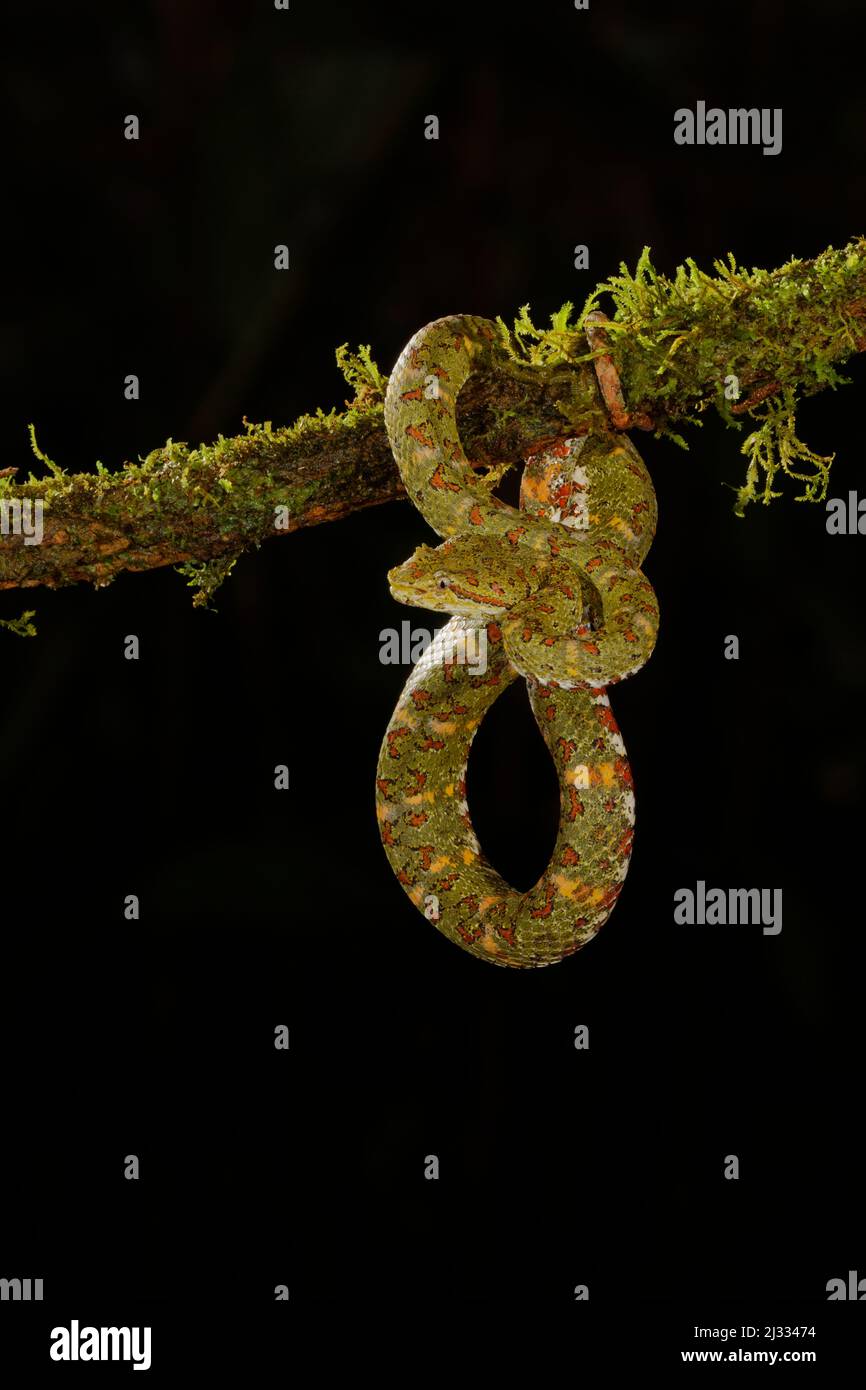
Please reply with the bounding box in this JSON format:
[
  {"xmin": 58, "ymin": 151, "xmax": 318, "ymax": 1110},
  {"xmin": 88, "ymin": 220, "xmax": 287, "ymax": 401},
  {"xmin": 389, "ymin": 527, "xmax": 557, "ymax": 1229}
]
[{"xmin": 375, "ymin": 314, "xmax": 659, "ymax": 968}]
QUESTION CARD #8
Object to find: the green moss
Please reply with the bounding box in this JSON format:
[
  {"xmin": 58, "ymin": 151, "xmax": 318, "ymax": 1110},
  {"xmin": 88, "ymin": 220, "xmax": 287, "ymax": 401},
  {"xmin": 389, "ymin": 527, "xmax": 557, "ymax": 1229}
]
[
  {"xmin": 495, "ymin": 238, "xmax": 865, "ymax": 509},
  {"xmin": 732, "ymin": 389, "xmax": 834, "ymax": 515},
  {"xmin": 334, "ymin": 342, "xmax": 386, "ymax": 403},
  {"xmin": 579, "ymin": 238, "xmax": 864, "ymax": 509},
  {"xmin": 0, "ymin": 609, "xmax": 37, "ymax": 637},
  {"xmin": 27, "ymin": 423, "xmax": 65, "ymax": 479},
  {"xmin": 175, "ymin": 554, "xmax": 241, "ymax": 610}
]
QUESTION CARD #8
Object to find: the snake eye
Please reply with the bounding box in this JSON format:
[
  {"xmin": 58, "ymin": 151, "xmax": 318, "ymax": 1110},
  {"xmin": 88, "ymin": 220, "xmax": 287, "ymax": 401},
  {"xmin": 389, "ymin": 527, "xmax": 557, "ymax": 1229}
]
[{"xmin": 435, "ymin": 574, "xmax": 449, "ymax": 590}]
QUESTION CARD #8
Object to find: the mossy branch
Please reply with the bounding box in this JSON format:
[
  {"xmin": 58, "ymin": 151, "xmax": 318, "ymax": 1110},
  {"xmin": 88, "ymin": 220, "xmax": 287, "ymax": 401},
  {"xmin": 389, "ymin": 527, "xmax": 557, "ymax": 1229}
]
[
  {"xmin": 1, "ymin": 237, "xmax": 864, "ymax": 620},
  {"xmin": 570, "ymin": 237, "xmax": 866, "ymax": 513}
]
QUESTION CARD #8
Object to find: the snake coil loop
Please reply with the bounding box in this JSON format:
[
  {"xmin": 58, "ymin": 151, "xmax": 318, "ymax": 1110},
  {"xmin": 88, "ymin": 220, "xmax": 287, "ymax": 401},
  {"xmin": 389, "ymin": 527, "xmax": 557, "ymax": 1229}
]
[{"xmin": 376, "ymin": 315, "xmax": 658, "ymax": 967}]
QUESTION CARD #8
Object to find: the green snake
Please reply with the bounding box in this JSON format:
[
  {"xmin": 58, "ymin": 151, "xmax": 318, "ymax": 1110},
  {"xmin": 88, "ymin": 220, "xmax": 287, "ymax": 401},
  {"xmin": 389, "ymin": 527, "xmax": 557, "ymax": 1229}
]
[{"xmin": 376, "ymin": 315, "xmax": 658, "ymax": 967}]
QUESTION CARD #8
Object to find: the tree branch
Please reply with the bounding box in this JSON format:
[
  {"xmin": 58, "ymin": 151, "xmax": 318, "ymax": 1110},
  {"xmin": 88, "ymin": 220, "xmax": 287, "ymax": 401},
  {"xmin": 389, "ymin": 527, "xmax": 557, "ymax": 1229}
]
[{"xmin": 2, "ymin": 237, "xmax": 864, "ymax": 606}]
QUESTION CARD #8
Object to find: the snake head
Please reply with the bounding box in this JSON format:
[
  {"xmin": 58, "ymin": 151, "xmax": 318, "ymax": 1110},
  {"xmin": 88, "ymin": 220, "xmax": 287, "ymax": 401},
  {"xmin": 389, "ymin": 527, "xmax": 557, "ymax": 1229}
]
[{"xmin": 388, "ymin": 536, "xmax": 535, "ymax": 618}]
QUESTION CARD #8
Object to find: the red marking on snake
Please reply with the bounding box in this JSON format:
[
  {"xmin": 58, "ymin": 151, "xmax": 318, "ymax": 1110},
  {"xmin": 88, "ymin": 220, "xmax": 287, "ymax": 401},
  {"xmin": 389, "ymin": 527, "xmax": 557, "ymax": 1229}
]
[
  {"xmin": 529, "ymin": 881, "xmax": 558, "ymax": 920},
  {"xmin": 386, "ymin": 728, "xmax": 410, "ymax": 758},
  {"xmin": 597, "ymin": 883, "xmax": 623, "ymax": 912},
  {"xmin": 430, "ymin": 464, "xmax": 460, "ymax": 492},
  {"xmin": 595, "ymin": 705, "xmax": 618, "ymax": 732},
  {"xmin": 614, "ymin": 757, "xmax": 633, "ymax": 787},
  {"xmin": 494, "ymin": 912, "xmax": 517, "ymax": 947},
  {"xmin": 406, "ymin": 423, "xmax": 434, "ymax": 446}
]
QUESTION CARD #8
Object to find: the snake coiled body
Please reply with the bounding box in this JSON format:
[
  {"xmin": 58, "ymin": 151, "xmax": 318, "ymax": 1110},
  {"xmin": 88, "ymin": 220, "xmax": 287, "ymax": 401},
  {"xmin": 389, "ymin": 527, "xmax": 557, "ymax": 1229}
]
[{"xmin": 376, "ymin": 315, "xmax": 658, "ymax": 967}]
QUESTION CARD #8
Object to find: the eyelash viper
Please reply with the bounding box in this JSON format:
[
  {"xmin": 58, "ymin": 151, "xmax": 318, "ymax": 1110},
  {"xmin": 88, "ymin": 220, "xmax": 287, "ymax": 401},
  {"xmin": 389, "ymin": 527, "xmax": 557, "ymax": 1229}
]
[{"xmin": 375, "ymin": 315, "xmax": 659, "ymax": 967}]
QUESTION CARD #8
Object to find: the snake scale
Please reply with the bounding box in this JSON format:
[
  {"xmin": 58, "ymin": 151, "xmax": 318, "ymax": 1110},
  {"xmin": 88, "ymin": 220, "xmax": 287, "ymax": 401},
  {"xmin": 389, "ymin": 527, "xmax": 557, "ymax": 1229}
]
[{"xmin": 376, "ymin": 315, "xmax": 659, "ymax": 967}]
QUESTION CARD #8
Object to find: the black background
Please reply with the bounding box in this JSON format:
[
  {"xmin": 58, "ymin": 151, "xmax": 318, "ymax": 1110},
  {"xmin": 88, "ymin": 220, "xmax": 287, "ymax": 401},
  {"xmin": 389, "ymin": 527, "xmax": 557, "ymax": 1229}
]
[{"xmin": 1, "ymin": 0, "xmax": 864, "ymax": 1370}]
